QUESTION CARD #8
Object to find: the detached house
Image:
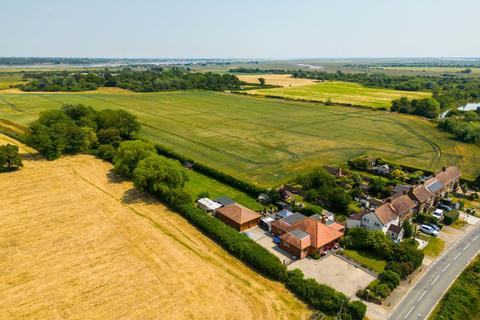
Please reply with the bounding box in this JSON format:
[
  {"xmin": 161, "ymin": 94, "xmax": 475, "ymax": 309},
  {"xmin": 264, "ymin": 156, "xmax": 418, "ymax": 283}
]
[{"xmin": 272, "ymin": 214, "xmax": 344, "ymax": 259}]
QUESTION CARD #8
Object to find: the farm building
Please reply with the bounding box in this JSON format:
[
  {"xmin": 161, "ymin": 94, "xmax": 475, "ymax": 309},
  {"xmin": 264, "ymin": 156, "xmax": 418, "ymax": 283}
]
[
  {"xmin": 197, "ymin": 198, "xmax": 222, "ymax": 212},
  {"xmin": 215, "ymin": 203, "xmax": 261, "ymax": 231}
]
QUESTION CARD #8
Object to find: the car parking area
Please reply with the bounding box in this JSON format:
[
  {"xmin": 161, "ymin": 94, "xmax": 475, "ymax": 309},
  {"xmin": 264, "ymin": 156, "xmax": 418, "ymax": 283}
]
[
  {"xmin": 245, "ymin": 226, "xmax": 293, "ymax": 264},
  {"xmin": 288, "ymin": 254, "xmax": 376, "ymax": 297}
]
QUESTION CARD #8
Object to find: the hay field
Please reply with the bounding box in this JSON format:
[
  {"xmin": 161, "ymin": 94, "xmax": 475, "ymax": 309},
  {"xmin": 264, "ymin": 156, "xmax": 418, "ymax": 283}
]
[
  {"xmin": 248, "ymin": 81, "xmax": 431, "ymax": 108},
  {"xmin": 237, "ymin": 74, "xmax": 317, "ymax": 87},
  {"xmin": 0, "ymin": 149, "xmax": 310, "ymax": 319},
  {"xmin": 0, "ymin": 90, "xmax": 478, "ymax": 186}
]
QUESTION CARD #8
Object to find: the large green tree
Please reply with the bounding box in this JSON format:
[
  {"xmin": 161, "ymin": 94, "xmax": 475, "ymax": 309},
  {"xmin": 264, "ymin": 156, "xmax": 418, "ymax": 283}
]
[
  {"xmin": 0, "ymin": 144, "xmax": 23, "ymax": 171},
  {"xmin": 113, "ymin": 140, "xmax": 155, "ymax": 178},
  {"xmin": 133, "ymin": 154, "xmax": 190, "ymax": 202}
]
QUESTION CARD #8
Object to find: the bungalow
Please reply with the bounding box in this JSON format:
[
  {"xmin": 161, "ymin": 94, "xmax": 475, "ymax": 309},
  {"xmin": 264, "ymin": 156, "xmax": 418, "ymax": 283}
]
[
  {"xmin": 279, "ymin": 217, "xmax": 344, "ymax": 259},
  {"xmin": 216, "ymin": 203, "xmax": 261, "ymax": 231}
]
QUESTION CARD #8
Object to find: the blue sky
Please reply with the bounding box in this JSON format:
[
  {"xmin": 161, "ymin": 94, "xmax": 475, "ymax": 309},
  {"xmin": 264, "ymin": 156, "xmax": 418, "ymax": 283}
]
[{"xmin": 2, "ymin": 0, "xmax": 479, "ymax": 58}]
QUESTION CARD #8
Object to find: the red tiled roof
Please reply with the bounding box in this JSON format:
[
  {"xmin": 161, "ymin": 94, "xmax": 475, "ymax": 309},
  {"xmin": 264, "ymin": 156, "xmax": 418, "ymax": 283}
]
[
  {"xmin": 280, "ymin": 231, "xmax": 311, "ymax": 250},
  {"xmin": 436, "ymin": 166, "xmax": 461, "ymax": 187},
  {"xmin": 294, "ymin": 218, "xmax": 344, "ymax": 249},
  {"xmin": 411, "ymin": 184, "xmax": 433, "ymax": 203},
  {"xmin": 374, "ymin": 203, "xmax": 398, "ymax": 224},
  {"xmin": 216, "ymin": 204, "xmax": 260, "ymax": 224}
]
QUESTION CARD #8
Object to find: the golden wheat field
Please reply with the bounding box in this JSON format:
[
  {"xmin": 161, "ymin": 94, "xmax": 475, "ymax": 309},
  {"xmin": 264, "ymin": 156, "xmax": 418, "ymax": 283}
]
[
  {"xmin": 236, "ymin": 74, "xmax": 317, "ymax": 87},
  {"xmin": 0, "ymin": 138, "xmax": 310, "ymax": 320}
]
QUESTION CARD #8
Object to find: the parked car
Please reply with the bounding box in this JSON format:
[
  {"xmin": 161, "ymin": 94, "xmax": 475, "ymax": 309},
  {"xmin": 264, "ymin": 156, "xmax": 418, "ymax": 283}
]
[
  {"xmin": 420, "ymin": 224, "xmax": 439, "ymax": 236},
  {"xmin": 432, "ymin": 209, "xmax": 444, "ymax": 219},
  {"xmin": 426, "ymin": 223, "xmax": 440, "ymax": 232},
  {"xmin": 437, "ymin": 204, "xmax": 453, "ymax": 212}
]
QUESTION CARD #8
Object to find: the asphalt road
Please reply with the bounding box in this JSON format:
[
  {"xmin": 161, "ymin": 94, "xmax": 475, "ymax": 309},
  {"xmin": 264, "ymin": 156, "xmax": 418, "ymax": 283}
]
[{"xmin": 389, "ymin": 223, "xmax": 480, "ymax": 320}]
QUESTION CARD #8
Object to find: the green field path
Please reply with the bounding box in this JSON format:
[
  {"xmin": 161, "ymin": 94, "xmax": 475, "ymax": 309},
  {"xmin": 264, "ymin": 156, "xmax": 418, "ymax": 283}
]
[
  {"xmin": 0, "ymin": 89, "xmax": 478, "ymax": 186},
  {"xmin": 249, "ymin": 81, "xmax": 431, "ymax": 108}
]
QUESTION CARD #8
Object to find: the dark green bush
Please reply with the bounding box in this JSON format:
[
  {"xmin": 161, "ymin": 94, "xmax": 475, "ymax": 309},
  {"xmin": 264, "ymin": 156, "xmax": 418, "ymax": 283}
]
[{"xmin": 444, "ymin": 210, "xmax": 460, "ymax": 225}]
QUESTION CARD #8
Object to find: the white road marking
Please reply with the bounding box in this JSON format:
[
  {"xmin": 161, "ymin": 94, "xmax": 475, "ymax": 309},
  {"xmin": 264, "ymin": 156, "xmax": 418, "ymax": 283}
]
[
  {"xmin": 417, "ymin": 290, "xmax": 427, "ymax": 302},
  {"xmin": 464, "ymin": 243, "xmax": 471, "ymax": 250},
  {"xmin": 404, "ymin": 306, "xmax": 415, "ymax": 319},
  {"xmin": 473, "ymin": 234, "xmax": 479, "ymax": 241},
  {"xmin": 431, "ymin": 275, "xmax": 440, "ymax": 285},
  {"xmin": 453, "ymin": 252, "xmax": 461, "ymax": 261},
  {"xmin": 442, "ymin": 263, "xmax": 451, "ymax": 272}
]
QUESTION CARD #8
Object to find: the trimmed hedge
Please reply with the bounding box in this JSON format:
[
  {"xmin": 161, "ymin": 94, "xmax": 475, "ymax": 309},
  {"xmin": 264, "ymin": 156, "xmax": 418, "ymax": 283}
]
[
  {"xmin": 154, "ymin": 144, "xmax": 267, "ymax": 197},
  {"xmin": 444, "ymin": 210, "xmax": 460, "ymax": 225},
  {"xmin": 174, "ymin": 202, "xmax": 287, "ymax": 281}
]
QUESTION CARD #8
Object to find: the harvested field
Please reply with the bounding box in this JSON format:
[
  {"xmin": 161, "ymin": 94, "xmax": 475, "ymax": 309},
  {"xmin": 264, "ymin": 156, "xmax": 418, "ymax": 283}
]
[
  {"xmin": 0, "ymin": 150, "xmax": 310, "ymax": 319},
  {"xmin": 248, "ymin": 81, "xmax": 431, "ymax": 108},
  {"xmin": 1, "ymin": 90, "xmax": 478, "ymax": 186},
  {"xmin": 236, "ymin": 74, "xmax": 317, "ymax": 87}
]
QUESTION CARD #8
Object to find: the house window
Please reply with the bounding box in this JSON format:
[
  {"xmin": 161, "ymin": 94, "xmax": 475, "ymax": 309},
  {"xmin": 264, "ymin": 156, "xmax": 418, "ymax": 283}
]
[{"xmin": 374, "ymin": 222, "xmax": 380, "ymax": 227}]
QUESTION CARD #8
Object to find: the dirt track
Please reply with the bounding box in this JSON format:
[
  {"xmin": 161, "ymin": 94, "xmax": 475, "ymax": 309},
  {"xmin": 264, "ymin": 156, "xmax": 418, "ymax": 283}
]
[{"xmin": 0, "ymin": 145, "xmax": 310, "ymax": 319}]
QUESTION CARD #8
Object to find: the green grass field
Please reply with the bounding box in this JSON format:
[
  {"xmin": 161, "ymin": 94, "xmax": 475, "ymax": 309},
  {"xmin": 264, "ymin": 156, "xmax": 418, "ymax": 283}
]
[
  {"xmin": 185, "ymin": 171, "xmax": 263, "ymax": 211},
  {"xmin": 0, "ymin": 74, "xmax": 26, "ymax": 90},
  {"xmin": 248, "ymin": 81, "xmax": 431, "ymax": 108},
  {"xmin": 342, "ymin": 249, "xmax": 386, "ymax": 273},
  {"xmin": 0, "ymin": 89, "xmax": 479, "ymax": 186}
]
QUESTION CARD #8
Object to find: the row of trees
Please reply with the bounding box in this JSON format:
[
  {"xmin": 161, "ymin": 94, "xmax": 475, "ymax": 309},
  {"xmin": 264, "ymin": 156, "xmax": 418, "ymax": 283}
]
[
  {"xmin": 391, "ymin": 97, "xmax": 441, "ymax": 118},
  {"xmin": 21, "ymin": 68, "xmax": 243, "ymax": 92},
  {"xmin": 25, "ymin": 104, "xmax": 140, "ymax": 159}
]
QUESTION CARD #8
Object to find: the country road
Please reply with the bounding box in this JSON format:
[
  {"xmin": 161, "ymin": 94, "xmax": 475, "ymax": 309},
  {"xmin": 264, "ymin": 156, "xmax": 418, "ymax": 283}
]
[{"xmin": 389, "ymin": 223, "xmax": 480, "ymax": 320}]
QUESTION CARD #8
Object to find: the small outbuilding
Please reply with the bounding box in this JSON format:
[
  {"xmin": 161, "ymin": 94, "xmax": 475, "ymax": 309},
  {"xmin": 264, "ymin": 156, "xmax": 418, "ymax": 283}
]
[{"xmin": 197, "ymin": 198, "xmax": 222, "ymax": 212}]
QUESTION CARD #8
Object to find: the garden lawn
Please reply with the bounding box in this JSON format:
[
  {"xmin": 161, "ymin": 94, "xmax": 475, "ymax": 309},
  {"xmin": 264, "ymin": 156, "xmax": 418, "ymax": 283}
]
[
  {"xmin": 342, "ymin": 249, "xmax": 387, "ymax": 274},
  {"xmin": 423, "ymin": 237, "xmax": 445, "ymax": 257},
  {"xmin": 184, "ymin": 171, "xmax": 263, "ymax": 211}
]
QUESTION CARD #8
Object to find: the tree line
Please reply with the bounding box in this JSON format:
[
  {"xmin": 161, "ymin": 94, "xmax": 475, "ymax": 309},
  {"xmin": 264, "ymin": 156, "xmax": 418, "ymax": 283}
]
[
  {"xmin": 20, "ymin": 68, "xmax": 242, "ymax": 92},
  {"xmin": 438, "ymin": 109, "xmax": 480, "ymax": 144}
]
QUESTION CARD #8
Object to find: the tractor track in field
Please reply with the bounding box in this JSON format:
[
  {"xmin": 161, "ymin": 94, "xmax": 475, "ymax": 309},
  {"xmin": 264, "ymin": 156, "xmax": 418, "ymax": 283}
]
[
  {"xmin": 140, "ymin": 122, "xmax": 298, "ymax": 165},
  {"xmin": 84, "ymin": 94, "xmax": 298, "ymax": 165},
  {"xmin": 0, "ymin": 96, "xmax": 24, "ymax": 112}
]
